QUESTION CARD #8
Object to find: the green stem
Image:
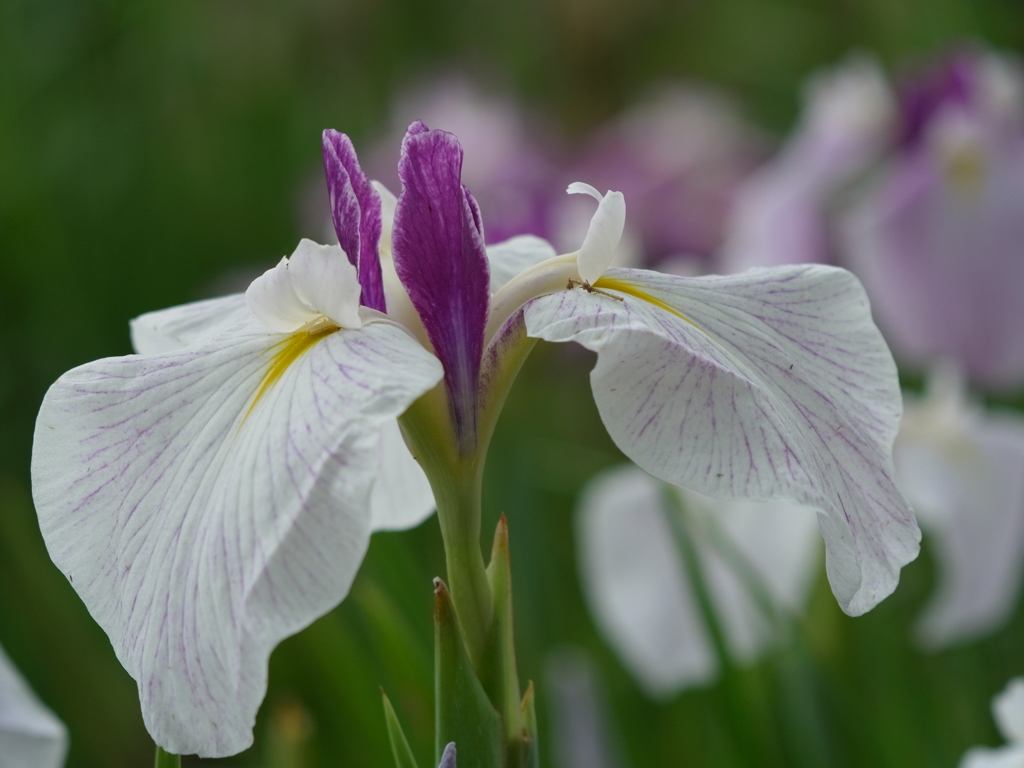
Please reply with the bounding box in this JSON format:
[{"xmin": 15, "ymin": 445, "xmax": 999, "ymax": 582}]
[
  {"xmin": 399, "ymin": 393, "xmax": 493, "ymax": 667},
  {"xmin": 433, "ymin": 457, "xmax": 492, "ymax": 666},
  {"xmin": 154, "ymin": 746, "xmax": 181, "ymax": 768}
]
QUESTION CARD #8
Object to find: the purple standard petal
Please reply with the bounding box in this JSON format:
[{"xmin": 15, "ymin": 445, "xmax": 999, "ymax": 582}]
[
  {"xmin": 393, "ymin": 122, "xmax": 491, "ymax": 448},
  {"xmin": 322, "ymin": 129, "xmax": 387, "ymax": 312}
]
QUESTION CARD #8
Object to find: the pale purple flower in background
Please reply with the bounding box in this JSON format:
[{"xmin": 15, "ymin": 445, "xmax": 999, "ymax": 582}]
[
  {"xmin": 563, "ymin": 84, "xmax": 764, "ymax": 266},
  {"xmin": 34, "ymin": 116, "xmax": 918, "ymax": 756},
  {"xmin": 720, "ymin": 54, "xmax": 893, "ymax": 272},
  {"xmin": 366, "ymin": 76, "xmax": 560, "ymax": 243},
  {"xmin": 545, "ymin": 648, "xmax": 625, "ymax": 768},
  {"xmin": 0, "ymin": 641, "xmax": 67, "ymax": 768},
  {"xmin": 895, "ymin": 366, "xmax": 1024, "ymax": 648},
  {"xmin": 843, "ymin": 49, "xmax": 1024, "ymax": 390},
  {"xmin": 575, "ymin": 465, "xmax": 820, "ymax": 696},
  {"xmin": 960, "ymin": 678, "xmax": 1024, "ymax": 768}
]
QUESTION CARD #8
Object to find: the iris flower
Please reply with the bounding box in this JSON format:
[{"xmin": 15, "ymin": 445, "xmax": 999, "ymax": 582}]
[
  {"xmin": 33, "ymin": 122, "xmax": 917, "ymax": 756},
  {"xmin": 576, "ymin": 464, "xmax": 820, "ymax": 696},
  {"xmin": 896, "ymin": 366, "xmax": 1024, "ymax": 647},
  {"xmin": 961, "ymin": 678, "xmax": 1024, "ymax": 768},
  {"xmin": 0, "ymin": 641, "xmax": 68, "ymax": 768}
]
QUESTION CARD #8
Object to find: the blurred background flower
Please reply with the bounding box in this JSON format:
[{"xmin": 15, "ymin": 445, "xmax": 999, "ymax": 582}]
[
  {"xmin": 0, "ymin": 640, "xmax": 67, "ymax": 768},
  {"xmin": 576, "ymin": 465, "xmax": 821, "ymax": 697}
]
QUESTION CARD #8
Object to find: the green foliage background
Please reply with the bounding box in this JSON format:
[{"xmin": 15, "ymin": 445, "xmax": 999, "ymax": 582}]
[{"xmin": 2, "ymin": 0, "xmax": 1024, "ymax": 765}]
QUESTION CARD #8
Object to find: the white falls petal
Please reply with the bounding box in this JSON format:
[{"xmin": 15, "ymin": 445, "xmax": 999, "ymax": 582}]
[
  {"xmin": 486, "ymin": 235, "xmax": 558, "ymax": 293},
  {"xmin": 576, "ymin": 465, "xmax": 819, "ymax": 696},
  {"xmin": 567, "ymin": 184, "xmax": 626, "ymax": 284},
  {"xmin": 246, "ymin": 256, "xmax": 318, "ymax": 333},
  {"xmin": 527, "ymin": 264, "xmax": 918, "ymax": 616},
  {"xmin": 130, "ymin": 294, "xmax": 250, "ymax": 355},
  {"xmin": 576, "ymin": 465, "xmax": 715, "ymax": 697},
  {"xmin": 0, "ymin": 641, "xmax": 68, "ymax": 768},
  {"xmin": 32, "ymin": 316, "xmax": 443, "ymax": 757},
  {"xmin": 898, "ymin": 376, "xmax": 1024, "ymax": 647},
  {"xmin": 369, "ymin": 419, "xmax": 436, "ymax": 531},
  {"xmin": 288, "ymin": 239, "xmax": 362, "ymax": 330}
]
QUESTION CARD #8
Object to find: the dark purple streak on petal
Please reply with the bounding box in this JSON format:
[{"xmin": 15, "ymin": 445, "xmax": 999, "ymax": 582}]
[
  {"xmin": 393, "ymin": 123, "xmax": 491, "ymax": 450},
  {"xmin": 322, "ymin": 129, "xmax": 387, "ymax": 312}
]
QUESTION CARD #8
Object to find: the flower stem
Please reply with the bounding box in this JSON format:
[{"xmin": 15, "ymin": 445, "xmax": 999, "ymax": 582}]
[
  {"xmin": 399, "ymin": 393, "xmax": 493, "ymax": 666},
  {"xmin": 154, "ymin": 746, "xmax": 180, "ymax": 768},
  {"xmin": 433, "ymin": 458, "xmax": 492, "ymax": 666}
]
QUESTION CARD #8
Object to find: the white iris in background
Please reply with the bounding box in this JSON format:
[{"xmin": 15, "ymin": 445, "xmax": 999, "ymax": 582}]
[
  {"xmin": 576, "ymin": 465, "xmax": 820, "ymax": 696},
  {"xmin": 961, "ymin": 678, "xmax": 1024, "ymax": 768},
  {"xmin": 0, "ymin": 641, "xmax": 67, "ymax": 768}
]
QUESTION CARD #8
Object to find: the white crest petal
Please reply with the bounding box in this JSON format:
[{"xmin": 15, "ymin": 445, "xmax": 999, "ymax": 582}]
[
  {"xmin": 567, "ymin": 184, "xmax": 625, "ymax": 284},
  {"xmin": 288, "ymin": 239, "xmax": 362, "ymax": 329},
  {"xmin": 130, "ymin": 294, "xmax": 249, "ymax": 354},
  {"xmin": 369, "ymin": 419, "xmax": 436, "ymax": 531},
  {"xmin": 899, "ymin": 383, "xmax": 1024, "ymax": 647},
  {"xmin": 527, "ymin": 264, "xmax": 918, "ymax": 616},
  {"xmin": 32, "ymin": 318, "xmax": 443, "ymax": 757},
  {"xmin": 486, "ymin": 235, "xmax": 558, "ymax": 293},
  {"xmin": 576, "ymin": 465, "xmax": 715, "ymax": 697},
  {"xmin": 246, "ymin": 256, "xmax": 318, "ymax": 333},
  {"xmin": 0, "ymin": 642, "xmax": 68, "ymax": 768}
]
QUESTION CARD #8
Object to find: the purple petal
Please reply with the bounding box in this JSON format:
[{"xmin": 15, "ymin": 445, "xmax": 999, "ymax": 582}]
[
  {"xmin": 393, "ymin": 123, "xmax": 490, "ymax": 448},
  {"xmin": 322, "ymin": 130, "xmax": 387, "ymax": 312}
]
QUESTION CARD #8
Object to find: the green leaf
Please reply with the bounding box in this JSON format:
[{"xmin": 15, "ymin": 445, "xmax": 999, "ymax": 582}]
[
  {"xmin": 519, "ymin": 682, "xmax": 540, "ymax": 768},
  {"xmin": 482, "ymin": 514, "xmax": 525, "ymax": 741},
  {"xmin": 434, "ymin": 578, "xmax": 504, "ymax": 768},
  {"xmin": 382, "ymin": 690, "xmax": 421, "ymax": 768}
]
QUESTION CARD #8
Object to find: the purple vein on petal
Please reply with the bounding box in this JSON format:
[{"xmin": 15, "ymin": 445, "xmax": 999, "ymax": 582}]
[
  {"xmin": 393, "ymin": 122, "xmax": 490, "ymax": 449},
  {"xmin": 322, "ymin": 129, "xmax": 387, "ymax": 312}
]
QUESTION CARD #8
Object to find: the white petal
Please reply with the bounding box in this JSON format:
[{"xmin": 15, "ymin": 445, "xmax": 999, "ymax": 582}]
[
  {"xmin": 960, "ymin": 746, "xmax": 1024, "ymax": 768},
  {"xmin": 130, "ymin": 294, "xmax": 250, "ymax": 354},
  {"xmin": 32, "ymin": 317, "xmax": 443, "ymax": 757},
  {"xmin": 577, "ymin": 465, "xmax": 820, "ymax": 695},
  {"xmin": 246, "ymin": 257, "xmax": 318, "ymax": 333},
  {"xmin": 486, "ymin": 235, "xmax": 558, "ymax": 293},
  {"xmin": 288, "ymin": 239, "xmax": 362, "ymax": 329},
  {"xmin": 369, "ymin": 419, "xmax": 436, "ymax": 531},
  {"xmin": 567, "ymin": 185, "xmax": 626, "ymax": 284},
  {"xmin": 691, "ymin": 492, "xmax": 821, "ymax": 662},
  {"xmin": 527, "ymin": 264, "xmax": 918, "ymax": 616},
  {"xmin": 576, "ymin": 465, "xmax": 715, "ymax": 697},
  {"xmin": 994, "ymin": 678, "xmax": 1024, "ymax": 744},
  {"xmin": 899, "ymin": 387, "xmax": 1024, "ymax": 647},
  {"xmin": 0, "ymin": 642, "xmax": 68, "ymax": 768}
]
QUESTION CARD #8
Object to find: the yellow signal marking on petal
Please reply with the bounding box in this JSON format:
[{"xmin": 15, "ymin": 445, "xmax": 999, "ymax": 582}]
[
  {"xmin": 245, "ymin": 325, "xmax": 339, "ymax": 421},
  {"xmin": 592, "ymin": 277, "xmax": 705, "ymax": 333}
]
